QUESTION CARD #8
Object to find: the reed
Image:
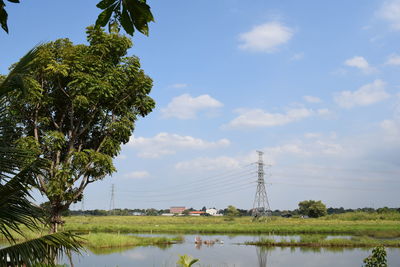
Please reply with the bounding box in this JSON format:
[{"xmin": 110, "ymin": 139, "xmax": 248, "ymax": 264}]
[
  {"xmin": 81, "ymin": 233, "xmax": 183, "ymax": 248},
  {"xmin": 245, "ymin": 235, "xmax": 400, "ymax": 248}
]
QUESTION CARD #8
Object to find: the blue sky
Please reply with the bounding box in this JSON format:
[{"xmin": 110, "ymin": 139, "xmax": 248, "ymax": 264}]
[{"xmin": 1, "ymin": 0, "xmax": 400, "ymax": 211}]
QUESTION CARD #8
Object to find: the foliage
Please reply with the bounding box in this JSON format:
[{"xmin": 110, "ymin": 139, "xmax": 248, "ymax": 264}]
[
  {"xmin": 6, "ymin": 27, "xmax": 154, "ymax": 231},
  {"xmin": 0, "ymin": 47, "xmax": 82, "ymax": 267},
  {"xmin": 182, "ymin": 209, "xmax": 190, "ymax": 216},
  {"xmin": 177, "ymin": 254, "xmax": 199, "ymax": 267},
  {"xmin": 0, "ymin": 0, "xmax": 153, "ymax": 36},
  {"xmin": 63, "ymin": 215, "xmax": 400, "ymax": 238},
  {"xmin": 226, "ymin": 205, "xmax": 240, "ymax": 217},
  {"xmin": 95, "ymin": 0, "xmax": 154, "ymax": 36},
  {"xmin": 0, "ymin": 0, "xmax": 17, "ymax": 33},
  {"xmin": 298, "ymin": 200, "xmax": 327, "ymax": 218},
  {"xmin": 363, "ymin": 246, "xmax": 387, "ymax": 267},
  {"xmin": 0, "ymin": 232, "xmax": 82, "ymax": 267},
  {"xmin": 324, "ymin": 211, "xmax": 400, "ymax": 221}
]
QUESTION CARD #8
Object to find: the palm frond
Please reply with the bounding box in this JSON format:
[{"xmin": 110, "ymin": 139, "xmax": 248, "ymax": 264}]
[
  {"xmin": 0, "ymin": 232, "xmax": 83, "ymax": 267},
  {"xmin": 0, "ymin": 44, "xmax": 43, "ymax": 97},
  {"xmin": 0, "ymin": 158, "xmax": 48, "ymax": 243}
]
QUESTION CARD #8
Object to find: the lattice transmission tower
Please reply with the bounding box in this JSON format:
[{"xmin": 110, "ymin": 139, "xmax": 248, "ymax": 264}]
[
  {"xmin": 252, "ymin": 151, "xmax": 271, "ymax": 218},
  {"xmin": 109, "ymin": 184, "xmax": 115, "ymax": 214}
]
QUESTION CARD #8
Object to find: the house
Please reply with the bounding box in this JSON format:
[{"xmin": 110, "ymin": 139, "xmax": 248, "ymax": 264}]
[
  {"xmin": 170, "ymin": 206, "xmax": 186, "ymax": 214},
  {"xmin": 206, "ymin": 208, "xmax": 218, "ymax": 216}
]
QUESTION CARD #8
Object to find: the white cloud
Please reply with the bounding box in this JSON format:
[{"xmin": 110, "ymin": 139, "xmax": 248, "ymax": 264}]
[
  {"xmin": 385, "ymin": 54, "xmax": 400, "ymax": 65},
  {"xmin": 169, "ymin": 83, "xmax": 188, "ymax": 89},
  {"xmin": 334, "ymin": 79, "xmax": 390, "ymax": 108},
  {"xmin": 124, "ymin": 171, "xmax": 150, "ymax": 179},
  {"xmin": 264, "ymin": 139, "xmax": 344, "ymax": 162},
  {"xmin": 128, "ymin": 133, "xmax": 230, "ymax": 158},
  {"xmin": 303, "ymin": 95, "xmax": 322, "ymax": 103},
  {"xmin": 344, "ymin": 56, "xmax": 375, "ymax": 73},
  {"xmin": 175, "ymin": 156, "xmax": 241, "ymax": 171},
  {"xmin": 161, "ymin": 94, "xmax": 223, "ymax": 119},
  {"xmin": 317, "ymin": 108, "xmax": 331, "ymax": 116},
  {"xmin": 378, "ymin": 0, "xmax": 400, "ymax": 30},
  {"xmin": 304, "ymin": 133, "xmax": 321, "ymax": 139},
  {"xmin": 225, "ymin": 107, "xmax": 313, "ymax": 128},
  {"xmin": 238, "ymin": 21, "xmax": 293, "ymax": 53}
]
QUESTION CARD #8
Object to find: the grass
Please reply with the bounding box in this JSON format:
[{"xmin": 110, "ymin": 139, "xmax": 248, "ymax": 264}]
[
  {"xmin": 0, "ymin": 229, "xmax": 183, "ymax": 249},
  {"xmin": 63, "ymin": 213, "xmax": 400, "ymax": 238},
  {"xmin": 245, "ymin": 235, "xmax": 400, "ymax": 248},
  {"xmin": 81, "ymin": 233, "xmax": 183, "ymax": 248}
]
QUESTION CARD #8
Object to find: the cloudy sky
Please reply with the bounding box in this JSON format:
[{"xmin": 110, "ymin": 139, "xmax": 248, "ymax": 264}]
[{"xmin": 1, "ymin": 0, "xmax": 400, "ymax": 210}]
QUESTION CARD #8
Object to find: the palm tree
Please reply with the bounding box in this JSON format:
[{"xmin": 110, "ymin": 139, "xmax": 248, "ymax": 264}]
[{"xmin": 0, "ymin": 46, "xmax": 82, "ymax": 267}]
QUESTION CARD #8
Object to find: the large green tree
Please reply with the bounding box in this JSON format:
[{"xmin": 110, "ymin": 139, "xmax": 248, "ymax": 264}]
[
  {"xmin": 298, "ymin": 200, "xmax": 327, "ymax": 218},
  {"xmin": 0, "ymin": 0, "xmax": 153, "ymax": 35},
  {"xmin": 6, "ymin": 26, "xmax": 155, "ymax": 232}
]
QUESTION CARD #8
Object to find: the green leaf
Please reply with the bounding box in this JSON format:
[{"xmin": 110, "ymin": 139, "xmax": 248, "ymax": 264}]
[
  {"xmin": 0, "ymin": 5, "xmax": 9, "ymax": 33},
  {"xmin": 120, "ymin": 6, "xmax": 134, "ymax": 36},
  {"xmin": 124, "ymin": 0, "xmax": 153, "ymax": 36},
  {"xmin": 96, "ymin": 0, "xmax": 116, "ymax": 9},
  {"xmin": 95, "ymin": 4, "xmax": 117, "ymax": 27},
  {"xmin": 0, "ymin": 44, "xmax": 43, "ymax": 96},
  {"xmin": 0, "ymin": 232, "xmax": 83, "ymax": 266}
]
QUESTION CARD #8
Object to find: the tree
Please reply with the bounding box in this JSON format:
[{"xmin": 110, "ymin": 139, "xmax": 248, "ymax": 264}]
[
  {"xmin": 363, "ymin": 246, "xmax": 387, "ymax": 267},
  {"xmin": 182, "ymin": 209, "xmax": 190, "ymax": 216},
  {"xmin": 6, "ymin": 27, "xmax": 155, "ymax": 232},
  {"xmin": 0, "ymin": 0, "xmax": 154, "ymax": 35},
  {"xmin": 226, "ymin": 205, "xmax": 240, "ymax": 217},
  {"xmin": 0, "ymin": 47, "xmax": 82, "ymax": 266},
  {"xmin": 298, "ymin": 200, "xmax": 327, "ymax": 218}
]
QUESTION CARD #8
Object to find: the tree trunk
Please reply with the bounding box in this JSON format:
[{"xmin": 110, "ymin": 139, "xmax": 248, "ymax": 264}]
[{"xmin": 50, "ymin": 203, "xmax": 64, "ymax": 234}]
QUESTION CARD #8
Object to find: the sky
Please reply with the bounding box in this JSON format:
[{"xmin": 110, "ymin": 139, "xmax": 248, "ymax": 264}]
[{"xmin": 1, "ymin": 0, "xmax": 400, "ymax": 211}]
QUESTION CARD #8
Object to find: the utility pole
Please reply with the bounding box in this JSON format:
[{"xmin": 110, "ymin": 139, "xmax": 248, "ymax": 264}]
[
  {"xmin": 252, "ymin": 151, "xmax": 271, "ymax": 219},
  {"xmin": 109, "ymin": 184, "xmax": 115, "ymax": 215}
]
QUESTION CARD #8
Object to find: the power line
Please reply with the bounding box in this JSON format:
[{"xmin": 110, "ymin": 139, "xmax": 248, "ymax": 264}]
[
  {"xmin": 118, "ymin": 170, "xmax": 256, "ymax": 197},
  {"xmin": 122, "ymin": 174, "xmax": 257, "ymax": 201},
  {"xmin": 119, "ymin": 163, "xmax": 255, "ymax": 194}
]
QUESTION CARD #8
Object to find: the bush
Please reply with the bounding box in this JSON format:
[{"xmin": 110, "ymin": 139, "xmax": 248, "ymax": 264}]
[{"xmin": 363, "ymin": 246, "xmax": 387, "ymax": 267}]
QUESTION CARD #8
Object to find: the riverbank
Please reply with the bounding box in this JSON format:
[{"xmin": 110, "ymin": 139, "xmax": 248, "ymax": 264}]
[
  {"xmin": 63, "ymin": 213, "xmax": 400, "ymax": 238},
  {"xmin": 245, "ymin": 235, "xmax": 400, "ymax": 248}
]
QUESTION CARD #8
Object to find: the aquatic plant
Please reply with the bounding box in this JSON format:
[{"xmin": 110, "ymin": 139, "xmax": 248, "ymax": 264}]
[{"xmin": 177, "ymin": 254, "xmax": 199, "ymax": 267}]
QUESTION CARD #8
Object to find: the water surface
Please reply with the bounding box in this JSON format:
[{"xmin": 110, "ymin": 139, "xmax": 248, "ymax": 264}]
[{"xmin": 65, "ymin": 234, "xmax": 400, "ymax": 267}]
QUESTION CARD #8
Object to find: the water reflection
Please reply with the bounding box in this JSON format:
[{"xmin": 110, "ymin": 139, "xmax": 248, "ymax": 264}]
[
  {"xmin": 62, "ymin": 234, "xmax": 400, "ymax": 267},
  {"xmin": 256, "ymin": 247, "xmax": 269, "ymax": 267}
]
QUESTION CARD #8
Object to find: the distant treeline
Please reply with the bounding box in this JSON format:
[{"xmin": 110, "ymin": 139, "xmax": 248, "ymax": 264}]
[{"xmin": 65, "ymin": 206, "xmax": 400, "ymax": 217}]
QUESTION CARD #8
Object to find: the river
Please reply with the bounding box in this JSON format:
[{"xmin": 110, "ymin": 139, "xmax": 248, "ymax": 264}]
[{"xmin": 64, "ymin": 234, "xmax": 400, "ymax": 267}]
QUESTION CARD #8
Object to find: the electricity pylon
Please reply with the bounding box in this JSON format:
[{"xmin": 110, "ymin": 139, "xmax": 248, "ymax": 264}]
[{"xmin": 252, "ymin": 151, "xmax": 271, "ymax": 219}]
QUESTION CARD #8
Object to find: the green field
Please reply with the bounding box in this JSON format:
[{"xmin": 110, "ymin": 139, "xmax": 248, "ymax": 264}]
[
  {"xmin": 3, "ymin": 212, "xmax": 399, "ymax": 249},
  {"xmin": 63, "ymin": 212, "xmax": 400, "ymax": 238}
]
